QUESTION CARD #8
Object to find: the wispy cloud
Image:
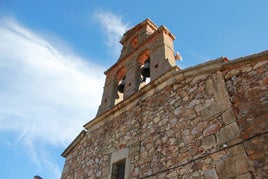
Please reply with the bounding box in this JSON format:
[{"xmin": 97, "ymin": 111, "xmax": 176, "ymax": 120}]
[
  {"xmin": 94, "ymin": 11, "xmax": 130, "ymax": 57},
  {"xmin": 0, "ymin": 17, "xmax": 105, "ymax": 178},
  {"xmin": 189, "ymin": 51, "xmax": 211, "ymax": 62}
]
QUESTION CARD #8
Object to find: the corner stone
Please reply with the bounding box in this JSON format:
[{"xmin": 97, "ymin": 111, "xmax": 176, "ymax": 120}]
[
  {"xmin": 216, "ymin": 152, "xmax": 250, "ymax": 178},
  {"xmin": 216, "ymin": 122, "xmax": 241, "ymax": 145}
]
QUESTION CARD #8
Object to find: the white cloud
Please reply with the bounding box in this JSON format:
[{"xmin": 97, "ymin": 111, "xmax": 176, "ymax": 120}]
[
  {"xmin": 94, "ymin": 11, "xmax": 130, "ymax": 56},
  {"xmin": 189, "ymin": 51, "xmax": 211, "ymax": 62},
  {"xmin": 0, "ymin": 17, "xmax": 105, "ymax": 178}
]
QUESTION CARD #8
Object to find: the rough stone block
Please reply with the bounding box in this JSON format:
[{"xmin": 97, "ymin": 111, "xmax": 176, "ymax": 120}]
[
  {"xmin": 166, "ymin": 170, "xmax": 177, "ymax": 178},
  {"xmin": 222, "ymin": 109, "xmax": 236, "ymax": 125},
  {"xmin": 200, "ymin": 99, "xmax": 231, "ymax": 121},
  {"xmin": 225, "ymin": 68, "xmax": 240, "ymax": 79},
  {"xmin": 191, "ymin": 74, "xmax": 208, "ymax": 85},
  {"xmin": 253, "ymin": 60, "xmax": 268, "ymax": 69},
  {"xmin": 235, "ymin": 172, "xmax": 252, "ymax": 179},
  {"xmin": 204, "ymin": 168, "xmax": 218, "ymax": 179},
  {"xmin": 216, "ymin": 152, "xmax": 250, "ymax": 178},
  {"xmin": 229, "ymin": 144, "xmax": 245, "ymax": 155},
  {"xmin": 202, "ymin": 135, "xmax": 216, "ymax": 150},
  {"xmin": 102, "ymin": 166, "xmax": 110, "ymax": 177},
  {"xmin": 203, "ymin": 123, "xmax": 221, "ymax": 137},
  {"xmin": 216, "ymin": 122, "xmax": 241, "ymax": 145},
  {"xmin": 213, "ymin": 71, "xmax": 230, "ymax": 101}
]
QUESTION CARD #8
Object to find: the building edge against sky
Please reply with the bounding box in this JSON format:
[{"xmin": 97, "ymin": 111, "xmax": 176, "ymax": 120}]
[{"xmin": 61, "ymin": 19, "xmax": 268, "ymax": 178}]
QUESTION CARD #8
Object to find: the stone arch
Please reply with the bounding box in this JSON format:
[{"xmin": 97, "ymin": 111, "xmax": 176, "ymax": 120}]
[
  {"xmin": 137, "ymin": 49, "xmax": 151, "ymax": 86},
  {"xmin": 137, "ymin": 49, "xmax": 150, "ymax": 65},
  {"xmin": 116, "ymin": 66, "xmax": 127, "ymax": 82}
]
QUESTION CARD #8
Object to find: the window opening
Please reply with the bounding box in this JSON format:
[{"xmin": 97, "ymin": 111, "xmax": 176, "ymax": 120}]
[{"xmin": 112, "ymin": 159, "xmax": 126, "ymax": 179}]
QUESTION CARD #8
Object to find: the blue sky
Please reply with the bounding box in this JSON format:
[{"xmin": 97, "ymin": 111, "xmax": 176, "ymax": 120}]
[{"xmin": 0, "ymin": 0, "xmax": 267, "ymax": 178}]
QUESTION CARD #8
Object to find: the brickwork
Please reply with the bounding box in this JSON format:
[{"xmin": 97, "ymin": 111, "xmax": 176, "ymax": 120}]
[{"xmin": 61, "ymin": 20, "xmax": 268, "ymax": 179}]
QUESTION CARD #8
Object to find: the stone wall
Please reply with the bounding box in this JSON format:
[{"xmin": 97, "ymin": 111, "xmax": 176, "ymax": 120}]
[
  {"xmin": 223, "ymin": 57, "xmax": 268, "ymax": 178},
  {"xmin": 61, "ymin": 51, "xmax": 268, "ymax": 179}
]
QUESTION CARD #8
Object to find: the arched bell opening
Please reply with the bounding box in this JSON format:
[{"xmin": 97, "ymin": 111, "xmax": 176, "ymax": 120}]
[
  {"xmin": 137, "ymin": 49, "xmax": 151, "ymax": 89},
  {"xmin": 140, "ymin": 57, "xmax": 150, "ymax": 83},
  {"xmin": 117, "ymin": 76, "xmax": 126, "ymax": 93},
  {"xmin": 115, "ymin": 67, "xmax": 126, "ymax": 104}
]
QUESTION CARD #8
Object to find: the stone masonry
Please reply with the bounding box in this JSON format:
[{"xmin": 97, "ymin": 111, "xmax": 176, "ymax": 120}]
[{"xmin": 61, "ymin": 19, "xmax": 268, "ymax": 179}]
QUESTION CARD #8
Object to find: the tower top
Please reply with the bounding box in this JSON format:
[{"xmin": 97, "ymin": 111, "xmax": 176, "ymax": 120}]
[
  {"xmin": 105, "ymin": 18, "xmax": 175, "ymax": 75},
  {"xmin": 120, "ymin": 18, "xmax": 158, "ymax": 45}
]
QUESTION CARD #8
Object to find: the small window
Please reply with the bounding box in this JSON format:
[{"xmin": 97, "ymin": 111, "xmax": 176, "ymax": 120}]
[{"xmin": 112, "ymin": 159, "xmax": 126, "ymax": 179}]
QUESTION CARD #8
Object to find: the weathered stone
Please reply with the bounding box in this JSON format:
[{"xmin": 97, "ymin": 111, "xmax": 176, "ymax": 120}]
[
  {"xmin": 213, "ymin": 71, "xmax": 229, "ymax": 101},
  {"xmin": 229, "ymin": 144, "xmax": 245, "ymax": 155},
  {"xmin": 225, "ymin": 69, "xmax": 240, "ymax": 79},
  {"xmin": 174, "ymin": 107, "xmax": 181, "ymax": 116},
  {"xmin": 184, "ymin": 135, "xmax": 195, "ymax": 145},
  {"xmin": 253, "ymin": 159, "xmax": 265, "ymax": 169},
  {"xmin": 253, "ymin": 60, "xmax": 268, "ymax": 69},
  {"xmin": 202, "ymin": 135, "xmax": 216, "ymax": 149},
  {"xmin": 204, "ymin": 168, "xmax": 218, "ymax": 179},
  {"xmin": 241, "ymin": 65, "xmax": 252, "ymax": 72},
  {"xmin": 153, "ymin": 115, "xmax": 160, "ymax": 123},
  {"xmin": 203, "ymin": 123, "xmax": 221, "ymax": 137},
  {"xmin": 191, "ymin": 161, "xmax": 203, "ymax": 172},
  {"xmin": 235, "ymin": 172, "xmax": 252, "ymax": 179},
  {"xmin": 191, "ymin": 74, "xmax": 208, "ymax": 85},
  {"xmin": 170, "ymin": 118, "xmax": 177, "ymax": 126},
  {"xmin": 183, "ymin": 108, "xmax": 196, "ymax": 118},
  {"xmin": 159, "ymin": 117, "xmax": 168, "ymax": 126},
  {"xmin": 222, "ymin": 109, "xmax": 235, "ymax": 125},
  {"xmin": 210, "ymin": 150, "xmax": 228, "ymax": 161},
  {"xmin": 216, "ymin": 152, "xmax": 250, "ymax": 178},
  {"xmin": 200, "ymin": 99, "xmax": 231, "ymax": 121},
  {"xmin": 168, "ymin": 138, "xmax": 176, "ymax": 145},
  {"xmin": 168, "ymin": 145, "xmax": 178, "ymax": 152},
  {"xmin": 263, "ymin": 76, "xmax": 268, "ymax": 85},
  {"xmin": 216, "ymin": 122, "xmax": 241, "ymax": 145}
]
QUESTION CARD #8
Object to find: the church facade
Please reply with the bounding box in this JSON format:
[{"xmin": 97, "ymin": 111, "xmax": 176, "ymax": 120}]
[{"xmin": 61, "ymin": 19, "xmax": 268, "ymax": 179}]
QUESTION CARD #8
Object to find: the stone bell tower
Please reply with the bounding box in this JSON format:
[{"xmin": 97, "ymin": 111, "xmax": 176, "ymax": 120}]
[{"xmin": 97, "ymin": 19, "xmax": 177, "ymax": 116}]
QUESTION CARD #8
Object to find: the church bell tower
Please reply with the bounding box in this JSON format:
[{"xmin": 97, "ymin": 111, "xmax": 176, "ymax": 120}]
[{"xmin": 97, "ymin": 19, "xmax": 177, "ymax": 116}]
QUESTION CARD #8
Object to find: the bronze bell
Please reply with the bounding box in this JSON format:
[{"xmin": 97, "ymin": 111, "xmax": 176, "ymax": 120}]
[
  {"xmin": 141, "ymin": 58, "xmax": 150, "ymax": 78},
  {"xmin": 117, "ymin": 76, "xmax": 125, "ymax": 93}
]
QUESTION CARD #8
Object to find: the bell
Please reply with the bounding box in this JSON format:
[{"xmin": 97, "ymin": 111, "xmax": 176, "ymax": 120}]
[
  {"xmin": 117, "ymin": 76, "xmax": 125, "ymax": 93},
  {"xmin": 141, "ymin": 59, "xmax": 150, "ymax": 78},
  {"xmin": 141, "ymin": 75, "xmax": 146, "ymax": 82}
]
